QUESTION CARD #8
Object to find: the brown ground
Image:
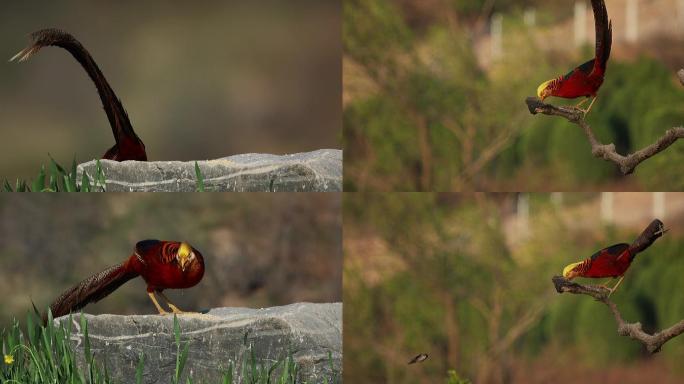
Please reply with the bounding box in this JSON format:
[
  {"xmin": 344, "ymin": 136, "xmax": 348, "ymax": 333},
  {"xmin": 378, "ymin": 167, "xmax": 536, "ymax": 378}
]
[{"xmin": 511, "ymin": 354, "xmax": 682, "ymax": 384}]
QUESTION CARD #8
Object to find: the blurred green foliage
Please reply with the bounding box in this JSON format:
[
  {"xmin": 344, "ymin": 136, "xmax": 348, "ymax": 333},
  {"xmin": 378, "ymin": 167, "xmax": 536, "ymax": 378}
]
[
  {"xmin": 344, "ymin": 193, "xmax": 684, "ymax": 382},
  {"xmin": 344, "ymin": 0, "xmax": 684, "ymax": 191}
]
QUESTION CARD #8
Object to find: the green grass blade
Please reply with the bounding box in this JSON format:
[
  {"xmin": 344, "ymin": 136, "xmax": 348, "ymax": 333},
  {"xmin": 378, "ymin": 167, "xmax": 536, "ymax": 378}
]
[
  {"xmin": 136, "ymin": 351, "xmax": 145, "ymax": 384},
  {"xmin": 195, "ymin": 161, "xmax": 205, "ymax": 192},
  {"xmin": 31, "ymin": 165, "xmax": 46, "ymax": 192},
  {"xmin": 82, "ymin": 170, "xmax": 92, "ymax": 192}
]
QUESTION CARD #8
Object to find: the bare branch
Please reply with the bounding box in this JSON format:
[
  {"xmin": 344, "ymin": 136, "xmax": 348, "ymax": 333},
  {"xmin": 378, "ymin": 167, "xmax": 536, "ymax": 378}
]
[
  {"xmin": 551, "ymin": 219, "xmax": 683, "ymax": 353},
  {"xmin": 552, "ymin": 276, "xmax": 684, "ymax": 353},
  {"xmin": 525, "ymin": 69, "xmax": 684, "ymax": 175}
]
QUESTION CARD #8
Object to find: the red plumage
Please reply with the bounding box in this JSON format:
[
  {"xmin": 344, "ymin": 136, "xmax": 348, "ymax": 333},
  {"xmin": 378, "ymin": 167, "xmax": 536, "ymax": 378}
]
[
  {"xmin": 45, "ymin": 240, "xmax": 204, "ymax": 323},
  {"xmin": 567, "ymin": 243, "xmax": 633, "ymax": 279},
  {"xmin": 562, "ymin": 219, "xmax": 666, "ymax": 295},
  {"xmin": 537, "ymin": 0, "xmax": 612, "ymax": 109}
]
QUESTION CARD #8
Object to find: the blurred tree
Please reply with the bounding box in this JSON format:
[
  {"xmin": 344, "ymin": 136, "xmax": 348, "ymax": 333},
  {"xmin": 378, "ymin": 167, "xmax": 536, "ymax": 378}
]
[
  {"xmin": 345, "ymin": 193, "xmax": 684, "ymax": 382},
  {"xmin": 344, "ymin": 0, "xmax": 684, "ymax": 191}
]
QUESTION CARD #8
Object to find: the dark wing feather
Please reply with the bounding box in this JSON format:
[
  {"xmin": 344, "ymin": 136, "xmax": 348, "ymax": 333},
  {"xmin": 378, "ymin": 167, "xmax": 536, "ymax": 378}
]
[
  {"xmin": 136, "ymin": 239, "xmax": 162, "ymax": 255},
  {"xmin": 590, "ymin": 243, "xmax": 629, "ymax": 261},
  {"xmin": 590, "ymin": 0, "xmax": 612, "ymax": 75}
]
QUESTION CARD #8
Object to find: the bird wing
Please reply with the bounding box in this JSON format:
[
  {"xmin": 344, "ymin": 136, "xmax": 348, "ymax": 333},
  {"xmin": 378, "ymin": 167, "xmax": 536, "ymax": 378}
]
[
  {"xmin": 136, "ymin": 239, "xmax": 162, "ymax": 256},
  {"xmin": 590, "ymin": 0, "xmax": 612, "ymax": 77},
  {"xmin": 136, "ymin": 239, "xmax": 182, "ymax": 265},
  {"xmin": 590, "ymin": 243, "xmax": 629, "ymax": 261}
]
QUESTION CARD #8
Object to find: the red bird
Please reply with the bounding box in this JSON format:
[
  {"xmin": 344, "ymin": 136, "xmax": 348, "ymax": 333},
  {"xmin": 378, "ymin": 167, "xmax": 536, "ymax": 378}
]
[
  {"xmin": 11, "ymin": 29, "xmax": 147, "ymax": 161},
  {"xmin": 537, "ymin": 0, "xmax": 612, "ymax": 114},
  {"xmin": 47, "ymin": 240, "xmax": 204, "ymax": 321},
  {"xmin": 562, "ymin": 219, "xmax": 666, "ymax": 296}
]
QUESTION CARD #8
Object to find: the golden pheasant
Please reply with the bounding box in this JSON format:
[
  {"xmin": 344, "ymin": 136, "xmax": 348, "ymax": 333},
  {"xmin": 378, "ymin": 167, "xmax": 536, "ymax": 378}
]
[
  {"xmin": 562, "ymin": 219, "xmax": 666, "ymax": 296},
  {"xmin": 536, "ymin": 0, "xmax": 612, "ymax": 114},
  {"xmin": 46, "ymin": 240, "xmax": 204, "ymax": 321}
]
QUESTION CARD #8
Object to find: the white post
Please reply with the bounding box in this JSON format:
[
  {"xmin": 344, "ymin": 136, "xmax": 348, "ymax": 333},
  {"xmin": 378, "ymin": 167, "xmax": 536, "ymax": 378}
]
[
  {"xmin": 626, "ymin": 0, "xmax": 638, "ymax": 42},
  {"xmin": 491, "ymin": 13, "xmax": 503, "ymax": 60},
  {"xmin": 600, "ymin": 192, "xmax": 613, "ymax": 223},
  {"xmin": 517, "ymin": 193, "xmax": 530, "ymax": 236},
  {"xmin": 653, "ymin": 192, "xmax": 665, "ymax": 219},
  {"xmin": 524, "ymin": 8, "xmax": 536, "ymax": 27},
  {"xmin": 574, "ymin": 1, "xmax": 587, "ymax": 46}
]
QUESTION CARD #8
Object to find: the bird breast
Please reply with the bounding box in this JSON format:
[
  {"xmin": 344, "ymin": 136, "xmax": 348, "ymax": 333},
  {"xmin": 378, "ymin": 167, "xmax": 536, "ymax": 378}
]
[{"xmin": 140, "ymin": 258, "xmax": 204, "ymax": 290}]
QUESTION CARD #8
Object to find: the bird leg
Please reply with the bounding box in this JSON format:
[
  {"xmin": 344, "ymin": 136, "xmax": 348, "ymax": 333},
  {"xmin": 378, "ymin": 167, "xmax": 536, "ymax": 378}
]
[
  {"xmin": 147, "ymin": 292, "xmax": 168, "ymax": 315},
  {"xmin": 574, "ymin": 96, "xmax": 597, "ymax": 114},
  {"xmin": 574, "ymin": 98, "xmax": 589, "ymax": 110},
  {"xmin": 157, "ymin": 291, "xmax": 190, "ymax": 314},
  {"xmin": 584, "ymin": 97, "xmax": 598, "ymax": 114},
  {"xmin": 607, "ymin": 275, "xmax": 625, "ymax": 298}
]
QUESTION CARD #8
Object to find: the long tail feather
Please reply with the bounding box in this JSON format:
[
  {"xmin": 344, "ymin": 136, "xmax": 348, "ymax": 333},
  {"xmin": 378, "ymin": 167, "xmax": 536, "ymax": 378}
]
[
  {"xmin": 629, "ymin": 219, "xmax": 666, "ymax": 257},
  {"xmin": 10, "ymin": 28, "xmax": 145, "ymax": 160},
  {"xmin": 47, "ymin": 262, "xmax": 138, "ymax": 324},
  {"xmin": 591, "ymin": 0, "xmax": 612, "ymax": 71}
]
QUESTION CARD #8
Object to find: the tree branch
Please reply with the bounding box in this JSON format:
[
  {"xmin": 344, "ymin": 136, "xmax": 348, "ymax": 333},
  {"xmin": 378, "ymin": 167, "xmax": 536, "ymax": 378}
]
[
  {"xmin": 551, "ymin": 219, "xmax": 683, "ymax": 353},
  {"xmin": 525, "ymin": 69, "xmax": 684, "ymax": 175},
  {"xmin": 552, "ymin": 276, "xmax": 684, "ymax": 353}
]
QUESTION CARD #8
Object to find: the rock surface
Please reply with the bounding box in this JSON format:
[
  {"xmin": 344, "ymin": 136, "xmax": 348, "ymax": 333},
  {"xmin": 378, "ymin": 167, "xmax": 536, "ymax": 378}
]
[
  {"xmin": 56, "ymin": 302, "xmax": 342, "ymax": 384},
  {"xmin": 76, "ymin": 149, "xmax": 342, "ymax": 192}
]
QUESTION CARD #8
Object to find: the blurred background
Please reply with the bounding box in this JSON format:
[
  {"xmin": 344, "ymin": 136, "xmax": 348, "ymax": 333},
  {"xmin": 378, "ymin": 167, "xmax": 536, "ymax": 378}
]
[
  {"xmin": 344, "ymin": 192, "xmax": 684, "ymax": 383},
  {"xmin": 0, "ymin": 193, "xmax": 341, "ymax": 329},
  {"xmin": 0, "ymin": 1, "xmax": 340, "ymax": 181},
  {"xmin": 344, "ymin": 0, "xmax": 684, "ymax": 191}
]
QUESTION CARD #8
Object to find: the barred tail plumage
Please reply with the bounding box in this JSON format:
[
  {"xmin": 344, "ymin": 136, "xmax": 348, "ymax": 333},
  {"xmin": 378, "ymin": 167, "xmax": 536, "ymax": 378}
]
[
  {"xmin": 45, "ymin": 262, "xmax": 138, "ymax": 324},
  {"xmin": 10, "ymin": 28, "xmax": 146, "ymax": 160},
  {"xmin": 591, "ymin": 0, "xmax": 612, "ymax": 71},
  {"xmin": 629, "ymin": 219, "xmax": 666, "ymax": 258}
]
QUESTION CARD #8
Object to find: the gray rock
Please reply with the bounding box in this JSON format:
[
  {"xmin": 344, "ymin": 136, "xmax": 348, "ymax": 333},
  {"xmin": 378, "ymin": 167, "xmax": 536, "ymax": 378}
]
[
  {"xmin": 56, "ymin": 302, "xmax": 342, "ymax": 384},
  {"xmin": 76, "ymin": 149, "xmax": 342, "ymax": 192}
]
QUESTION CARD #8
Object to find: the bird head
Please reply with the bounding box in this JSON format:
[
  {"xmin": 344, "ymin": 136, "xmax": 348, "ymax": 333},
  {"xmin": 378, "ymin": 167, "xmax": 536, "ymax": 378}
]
[
  {"xmin": 536, "ymin": 79, "xmax": 554, "ymax": 101},
  {"xmin": 562, "ymin": 261, "xmax": 583, "ymax": 280},
  {"xmin": 176, "ymin": 242, "xmax": 195, "ymax": 272}
]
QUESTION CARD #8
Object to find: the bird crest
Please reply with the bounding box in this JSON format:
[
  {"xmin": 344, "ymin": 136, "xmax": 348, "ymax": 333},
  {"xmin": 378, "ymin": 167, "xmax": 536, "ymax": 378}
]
[
  {"xmin": 562, "ymin": 261, "xmax": 584, "ymax": 279},
  {"xmin": 178, "ymin": 242, "xmax": 192, "ymax": 258}
]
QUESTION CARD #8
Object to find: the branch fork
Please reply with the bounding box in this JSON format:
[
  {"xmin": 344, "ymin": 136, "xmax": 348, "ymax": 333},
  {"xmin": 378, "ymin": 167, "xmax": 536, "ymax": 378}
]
[{"xmin": 552, "ymin": 276, "xmax": 684, "ymax": 353}]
